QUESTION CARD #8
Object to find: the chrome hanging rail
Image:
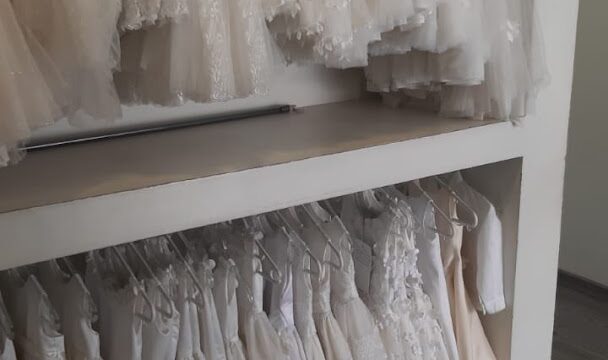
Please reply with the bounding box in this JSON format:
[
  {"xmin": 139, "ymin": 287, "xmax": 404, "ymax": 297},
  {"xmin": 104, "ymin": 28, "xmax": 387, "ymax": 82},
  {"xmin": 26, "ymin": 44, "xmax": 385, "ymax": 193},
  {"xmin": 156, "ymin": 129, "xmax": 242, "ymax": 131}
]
[{"xmin": 21, "ymin": 104, "xmax": 296, "ymax": 151}]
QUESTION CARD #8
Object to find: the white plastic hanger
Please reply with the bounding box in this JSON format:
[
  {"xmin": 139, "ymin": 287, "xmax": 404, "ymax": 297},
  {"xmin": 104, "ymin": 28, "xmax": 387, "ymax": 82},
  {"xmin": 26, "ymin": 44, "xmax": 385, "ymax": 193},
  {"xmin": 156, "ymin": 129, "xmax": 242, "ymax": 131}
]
[
  {"xmin": 301, "ymin": 204, "xmax": 344, "ymax": 270},
  {"xmin": 433, "ymin": 175, "xmax": 480, "ymax": 230},
  {"xmin": 108, "ymin": 247, "xmax": 156, "ymax": 323}
]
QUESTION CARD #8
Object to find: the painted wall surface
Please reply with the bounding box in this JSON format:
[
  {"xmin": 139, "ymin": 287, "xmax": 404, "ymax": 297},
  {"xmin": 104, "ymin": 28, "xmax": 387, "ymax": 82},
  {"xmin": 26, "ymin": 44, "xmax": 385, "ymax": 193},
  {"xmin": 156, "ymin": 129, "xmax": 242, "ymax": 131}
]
[{"xmin": 560, "ymin": 0, "xmax": 608, "ymax": 287}]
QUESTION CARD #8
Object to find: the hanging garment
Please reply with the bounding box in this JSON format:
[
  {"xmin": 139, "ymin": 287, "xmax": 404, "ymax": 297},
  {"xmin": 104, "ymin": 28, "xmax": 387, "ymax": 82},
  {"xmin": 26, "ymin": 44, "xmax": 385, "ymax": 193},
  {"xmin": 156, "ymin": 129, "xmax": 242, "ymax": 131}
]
[
  {"xmin": 0, "ymin": 338, "xmax": 16, "ymax": 360},
  {"xmin": 196, "ymin": 258, "xmax": 228, "ymax": 360},
  {"xmin": 86, "ymin": 251, "xmax": 145, "ymax": 360},
  {"xmin": 292, "ymin": 234, "xmax": 327, "ymax": 360},
  {"xmin": 119, "ymin": 0, "xmax": 189, "ymax": 30},
  {"xmin": 0, "ymin": 272, "xmax": 66, "ymax": 360},
  {"xmin": 12, "ymin": 0, "xmax": 122, "ymax": 125},
  {"xmin": 448, "ymin": 173, "xmax": 506, "ymax": 315},
  {"xmin": 300, "ymin": 224, "xmax": 354, "ymax": 360},
  {"xmin": 0, "ymin": 290, "xmax": 18, "ymax": 360},
  {"xmin": 234, "ymin": 233, "xmax": 288, "ymax": 360},
  {"xmin": 0, "ymin": 0, "xmax": 65, "ymax": 165},
  {"xmin": 37, "ymin": 260, "xmax": 102, "ymax": 360},
  {"xmin": 429, "ymin": 188, "xmax": 497, "ymax": 360},
  {"xmin": 324, "ymin": 218, "xmax": 388, "ymax": 360},
  {"xmin": 175, "ymin": 266, "xmax": 206, "ymax": 360},
  {"xmin": 142, "ymin": 269, "xmax": 180, "ymax": 360},
  {"xmin": 407, "ymin": 195, "xmax": 459, "ymax": 360},
  {"xmin": 213, "ymin": 258, "xmax": 247, "ymax": 360},
  {"xmin": 391, "ymin": 200, "xmax": 450, "ymax": 360},
  {"xmin": 265, "ymin": 230, "xmax": 307, "ymax": 360}
]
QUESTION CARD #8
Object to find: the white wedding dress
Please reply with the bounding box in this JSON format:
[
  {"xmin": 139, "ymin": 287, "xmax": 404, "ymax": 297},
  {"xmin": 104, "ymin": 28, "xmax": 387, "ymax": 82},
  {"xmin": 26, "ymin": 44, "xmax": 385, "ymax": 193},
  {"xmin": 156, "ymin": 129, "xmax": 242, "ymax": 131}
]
[
  {"xmin": 300, "ymin": 224, "xmax": 354, "ymax": 360},
  {"xmin": 213, "ymin": 258, "xmax": 247, "ymax": 360},
  {"xmin": 0, "ymin": 0, "xmax": 65, "ymax": 165},
  {"xmin": 292, "ymin": 234, "xmax": 327, "ymax": 360},
  {"xmin": 196, "ymin": 258, "xmax": 228, "ymax": 360},
  {"xmin": 324, "ymin": 218, "xmax": 388, "ymax": 360},
  {"xmin": 234, "ymin": 234, "xmax": 288, "ymax": 360},
  {"xmin": 265, "ymin": 230, "xmax": 307, "ymax": 360},
  {"xmin": 175, "ymin": 266, "xmax": 206, "ymax": 360}
]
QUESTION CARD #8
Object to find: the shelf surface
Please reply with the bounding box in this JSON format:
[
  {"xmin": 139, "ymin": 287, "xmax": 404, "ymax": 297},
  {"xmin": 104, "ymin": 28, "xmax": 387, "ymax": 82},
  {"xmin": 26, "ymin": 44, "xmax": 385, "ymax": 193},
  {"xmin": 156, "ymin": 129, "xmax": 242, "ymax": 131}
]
[{"xmin": 0, "ymin": 99, "xmax": 496, "ymax": 214}]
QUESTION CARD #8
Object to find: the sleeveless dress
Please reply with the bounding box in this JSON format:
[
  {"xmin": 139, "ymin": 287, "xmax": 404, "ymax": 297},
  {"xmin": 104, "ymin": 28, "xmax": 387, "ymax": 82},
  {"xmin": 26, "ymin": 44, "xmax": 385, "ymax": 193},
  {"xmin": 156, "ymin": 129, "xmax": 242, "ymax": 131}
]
[
  {"xmin": 292, "ymin": 235, "xmax": 327, "ymax": 360},
  {"xmin": 325, "ymin": 219, "xmax": 388, "ymax": 360},
  {"xmin": 300, "ymin": 225, "xmax": 353, "ymax": 360},
  {"xmin": 0, "ymin": 0, "xmax": 64, "ymax": 164},
  {"xmin": 196, "ymin": 259, "xmax": 227, "ymax": 360},
  {"xmin": 0, "ymin": 273, "xmax": 66, "ymax": 360},
  {"xmin": 142, "ymin": 268, "xmax": 180, "ymax": 360},
  {"xmin": 429, "ymin": 188, "xmax": 497, "ymax": 360},
  {"xmin": 235, "ymin": 237, "xmax": 288, "ymax": 360},
  {"xmin": 213, "ymin": 258, "xmax": 247, "ymax": 360},
  {"xmin": 175, "ymin": 266, "xmax": 206, "ymax": 360},
  {"xmin": 0, "ymin": 290, "xmax": 17, "ymax": 360},
  {"xmin": 37, "ymin": 260, "xmax": 102, "ymax": 360},
  {"xmin": 407, "ymin": 195, "xmax": 459, "ymax": 360},
  {"xmin": 265, "ymin": 231, "xmax": 307, "ymax": 360}
]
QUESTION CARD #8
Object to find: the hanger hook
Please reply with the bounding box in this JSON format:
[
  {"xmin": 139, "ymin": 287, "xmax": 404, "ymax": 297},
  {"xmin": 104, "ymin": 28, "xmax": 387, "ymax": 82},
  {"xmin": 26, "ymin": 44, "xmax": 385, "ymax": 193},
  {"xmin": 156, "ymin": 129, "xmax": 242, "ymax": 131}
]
[
  {"xmin": 434, "ymin": 176, "xmax": 479, "ymax": 230},
  {"xmin": 274, "ymin": 212, "xmax": 322, "ymax": 276},
  {"xmin": 127, "ymin": 243, "xmax": 175, "ymax": 320},
  {"xmin": 109, "ymin": 247, "xmax": 156, "ymax": 324},
  {"xmin": 411, "ymin": 180, "xmax": 456, "ymax": 238},
  {"xmin": 164, "ymin": 235, "xmax": 206, "ymax": 310},
  {"xmin": 301, "ymin": 205, "xmax": 344, "ymax": 270}
]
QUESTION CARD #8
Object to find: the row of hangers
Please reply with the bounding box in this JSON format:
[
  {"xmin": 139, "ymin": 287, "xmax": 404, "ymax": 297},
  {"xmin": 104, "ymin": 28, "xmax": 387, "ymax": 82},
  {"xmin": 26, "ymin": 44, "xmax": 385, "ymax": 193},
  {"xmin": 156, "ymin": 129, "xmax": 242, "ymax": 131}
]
[{"xmin": 0, "ymin": 174, "xmax": 480, "ymax": 338}]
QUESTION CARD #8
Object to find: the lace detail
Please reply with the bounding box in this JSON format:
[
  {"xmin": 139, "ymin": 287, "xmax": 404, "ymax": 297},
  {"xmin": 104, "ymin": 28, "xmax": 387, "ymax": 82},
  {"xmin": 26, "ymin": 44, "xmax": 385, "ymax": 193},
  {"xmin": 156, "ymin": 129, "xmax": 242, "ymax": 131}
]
[{"xmin": 349, "ymin": 331, "xmax": 387, "ymax": 360}]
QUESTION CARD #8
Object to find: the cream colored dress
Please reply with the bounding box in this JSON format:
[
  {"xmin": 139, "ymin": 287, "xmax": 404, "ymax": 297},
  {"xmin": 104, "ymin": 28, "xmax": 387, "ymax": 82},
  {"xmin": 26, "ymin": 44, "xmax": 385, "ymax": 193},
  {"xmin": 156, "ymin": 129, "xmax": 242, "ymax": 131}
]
[{"xmin": 431, "ymin": 188, "xmax": 497, "ymax": 360}]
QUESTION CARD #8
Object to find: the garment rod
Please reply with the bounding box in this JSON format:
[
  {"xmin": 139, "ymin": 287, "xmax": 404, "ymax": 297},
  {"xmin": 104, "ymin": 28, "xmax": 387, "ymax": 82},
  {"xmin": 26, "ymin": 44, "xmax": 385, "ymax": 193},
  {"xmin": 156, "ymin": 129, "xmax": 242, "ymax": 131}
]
[{"xmin": 21, "ymin": 104, "xmax": 296, "ymax": 151}]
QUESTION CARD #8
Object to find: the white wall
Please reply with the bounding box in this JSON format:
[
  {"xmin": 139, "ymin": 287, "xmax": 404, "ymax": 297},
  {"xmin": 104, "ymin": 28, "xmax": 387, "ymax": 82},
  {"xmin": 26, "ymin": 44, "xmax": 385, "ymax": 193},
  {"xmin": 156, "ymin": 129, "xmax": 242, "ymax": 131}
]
[{"xmin": 560, "ymin": 0, "xmax": 608, "ymax": 287}]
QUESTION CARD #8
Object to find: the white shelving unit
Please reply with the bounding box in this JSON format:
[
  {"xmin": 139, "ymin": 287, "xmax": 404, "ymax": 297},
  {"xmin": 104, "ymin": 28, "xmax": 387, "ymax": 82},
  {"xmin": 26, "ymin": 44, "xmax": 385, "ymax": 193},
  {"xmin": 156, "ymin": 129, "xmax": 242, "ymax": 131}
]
[{"xmin": 0, "ymin": 1, "xmax": 578, "ymax": 359}]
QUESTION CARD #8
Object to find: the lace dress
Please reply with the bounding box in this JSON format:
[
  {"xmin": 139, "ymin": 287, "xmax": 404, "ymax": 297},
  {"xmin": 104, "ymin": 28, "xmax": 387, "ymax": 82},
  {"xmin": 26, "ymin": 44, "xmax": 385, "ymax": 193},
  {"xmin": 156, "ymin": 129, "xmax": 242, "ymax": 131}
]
[
  {"xmin": 175, "ymin": 266, "xmax": 206, "ymax": 360},
  {"xmin": 265, "ymin": 231, "xmax": 307, "ymax": 360},
  {"xmin": 213, "ymin": 258, "xmax": 247, "ymax": 360},
  {"xmin": 300, "ymin": 225, "xmax": 353, "ymax": 360},
  {"xmin": 235, "ymin": 236, "xmax": 288, "ymax": 360},
  {"xmin": 391, "ymin": 201, "xmax": 450, "ymax": 360},
  {"xmin": 407, "ymin": 195, "xmax": 459, "ymax": 360},
  {"xmin": 292, "ymin": 236, "xmax": 327, "ymax": 360},
  {"xmin": 196, "ymin": 258, "xmax": 227, "ymax": 360}
]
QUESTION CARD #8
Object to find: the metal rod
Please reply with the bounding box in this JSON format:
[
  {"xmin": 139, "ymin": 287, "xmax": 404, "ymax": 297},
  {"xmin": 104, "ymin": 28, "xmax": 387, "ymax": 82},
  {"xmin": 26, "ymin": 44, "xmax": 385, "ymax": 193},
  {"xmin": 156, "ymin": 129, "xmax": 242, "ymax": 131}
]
[{"xmin": 21, "ymin": 104, "xmax": 296, "ymax": 151}]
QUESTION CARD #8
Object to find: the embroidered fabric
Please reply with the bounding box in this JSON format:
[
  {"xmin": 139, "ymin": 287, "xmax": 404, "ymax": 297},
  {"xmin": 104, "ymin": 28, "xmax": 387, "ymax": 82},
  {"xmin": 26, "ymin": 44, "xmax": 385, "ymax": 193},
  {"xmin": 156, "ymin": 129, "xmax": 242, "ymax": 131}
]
[{"xmin": 324, "ymin": 219, "xmax": 388, "ymax": 360}]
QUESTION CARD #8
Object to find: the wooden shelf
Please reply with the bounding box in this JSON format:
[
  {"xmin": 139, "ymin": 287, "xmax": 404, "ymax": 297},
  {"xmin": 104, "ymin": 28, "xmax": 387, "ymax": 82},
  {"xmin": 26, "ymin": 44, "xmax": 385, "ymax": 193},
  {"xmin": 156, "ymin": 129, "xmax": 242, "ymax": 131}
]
[{"xmin": 0, "ymin": 99, "xmax": 521, "ymax": 270}]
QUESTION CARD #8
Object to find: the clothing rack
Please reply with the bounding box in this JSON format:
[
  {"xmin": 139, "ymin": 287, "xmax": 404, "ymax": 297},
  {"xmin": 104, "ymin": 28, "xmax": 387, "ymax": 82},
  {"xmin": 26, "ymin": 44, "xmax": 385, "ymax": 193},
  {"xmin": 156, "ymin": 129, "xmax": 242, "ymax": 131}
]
[{"xmin": 22, "ymin": 105, "xmax": 295, "ymax": 151}]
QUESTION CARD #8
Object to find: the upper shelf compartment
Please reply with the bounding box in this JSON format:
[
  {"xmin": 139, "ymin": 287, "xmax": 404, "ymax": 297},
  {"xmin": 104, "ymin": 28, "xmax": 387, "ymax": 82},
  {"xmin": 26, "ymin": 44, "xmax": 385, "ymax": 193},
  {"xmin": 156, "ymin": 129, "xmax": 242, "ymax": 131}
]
[{"xmin": 0, "ymin": 99, "xmax": 522, "ymax": 270}]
